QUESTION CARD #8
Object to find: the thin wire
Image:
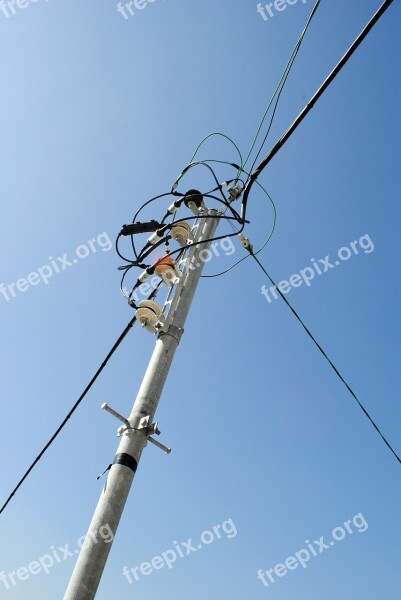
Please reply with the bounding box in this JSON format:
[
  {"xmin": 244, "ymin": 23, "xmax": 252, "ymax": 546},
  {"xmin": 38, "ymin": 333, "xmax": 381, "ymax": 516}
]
[
  {"xmin": 178, "ymin": 1, "xmax": 318, "ymax": 193},
  {"xmin": 0, "ymin": 318, "xmax": 137, "ymax": 514},
  {"xmin": 119, "ymin": 181, "xmax": 239, "ymax": 270},
  {"xmin": 242, "ymin": 0, "xmax": 396, "ymax": 218},
  {"xmin": 246, "ymin": 0, "xmax": 321, "ymax": 177},
  {"xmin": 185, "ymin": 0, "xmax": 320, "ymax": 192},
  {"xmin": 0, "ymin": 284, "xmax": 165, "ymax": 515},
  {"xmin": 250, "ymin": 251, "xmax": 401, "ymax": 465},
  {"xmin": 136, "ymin": 212, "xmax": 245, "ymax": 266},
  {"xmin": 189, "ymin": 133, "xmax": 243, "ymax": 170},
  {"xmin": 172, "ymin": 133, "xmax": 244, "ymax": 191},
  {"xmin": 130, "ymin": 192, "xmax": 180, "ymax": 260},
  {"xmin": 200, "ymin": 161, "xmax": 277, "ymax": 278}
]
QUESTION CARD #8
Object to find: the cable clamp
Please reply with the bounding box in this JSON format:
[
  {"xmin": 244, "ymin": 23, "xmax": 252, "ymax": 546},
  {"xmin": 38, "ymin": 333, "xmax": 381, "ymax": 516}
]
[
  {"xmin": 158, "ymin": 324, "xmax": 184, "ymax": 344},
  {"xmin": 228, "ymin": 185, "xmax": 244, "ymax": 203},
  {"xmin": 100, "ymin": 406, "xmax": 171, "ymax": 454},
  {"xmin": 237, "ymin": 234, "xmax": 253, "ymax": 253},
  {"xmin": 136, "ymin": 416, "xmax": 172, "ymax": 454}
]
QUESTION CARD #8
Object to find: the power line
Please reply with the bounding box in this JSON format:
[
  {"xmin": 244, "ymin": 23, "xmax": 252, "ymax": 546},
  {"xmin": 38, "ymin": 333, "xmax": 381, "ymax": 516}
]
[
  {"xmin": 0, "ymin": 174, "xmax": 247, "ymax": 516},
  {"xmin": 241, "ymin": 0, "xmax": 396, "ymax": 220},
  {"xmin": 0, "ymin": 316, "xmax": 139, "ymax": 515},
  {"xmin": 200, "ymin": 162, "xmax": 277, "ymax": 278},
  {"xmin": 248, "ymin": 250, "xmax": 401, "ymax": 465},
  {"xmin": 2, "ymin": 0, "xmax": 397, "ymax": 521},
  {"xmin": 176, "ymin": 1, "xmax": 321, "ymax": 193},
  {"xmin": 246, "ymin": 0, "xmax": 321, "ymax": 177}
]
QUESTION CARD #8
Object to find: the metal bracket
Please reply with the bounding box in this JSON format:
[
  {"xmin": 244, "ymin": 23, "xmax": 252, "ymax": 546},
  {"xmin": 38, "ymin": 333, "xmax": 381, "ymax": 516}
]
[
  {"xmin": 157, "ymin": 324, "xmax": 184, "ymax": 344},
  {"xmin": 101, "ymin": 403, "xmax": 130, "ymax": 427},
  {"xmin": 228, "ymin": 184, "xmax": 244, "ymax": 203},
  {"xmin": 101, "ymin": 405, "xmax": 171, "ymax": 454},
  {"xmin": 136, "ymin": 416, "xmax": 172, "ymax": 454}
]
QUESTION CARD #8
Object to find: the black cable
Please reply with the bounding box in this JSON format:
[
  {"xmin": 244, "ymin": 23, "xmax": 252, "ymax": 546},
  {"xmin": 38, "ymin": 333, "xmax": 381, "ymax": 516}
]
[
  {"xmin": 0, "ymin": 319, "xmax": 136, "ymax": 515},
  {"xmin": 201, "ymin": 192, "xmax": 243, "ymax": 223},
  {"xmin": 136, "ymin": 212, "xmax": 245, "ymax": 266},
  {"xmin": 161, "ymin": 182, "xmax": 237, "ymax": 224},
  {"xmin": 129, "ymin": 187, "xmax": 246, "ymax": 268},
  {"xmin": 0, "ymin": 283, "xmax": 165, "ymax": 515},
  {"xmin": 202, "ymin": 253, "xmax": 250, "ymax": 278},
  {"xmin": 123, "ymin": 185, "xmax": 242, "ymax": 267},
  {"xmin": 242, "ymin": 0, "xmax": 396, "ymax": 221},
  {"xmin": 131, "ymin": 192, "xmax": 180, "ymax": 260},
  {"xmin": 247, "ymin": 0, "xmax": 321, "ymax": 178},
  {"xmin": 120, "ymin": 263, "xmax": 137, "ymax": 301},
  {"xmin": 250, "ymin": 251, "xmax": 401, "ymax": 465},
  {"xmin": 162, "ymin": 221, "xmax": 246, "ymax": 263},
  {"xmin": 124, "ymin": 217, "xmax": 247, "ymax": 303},
  {"xmin": 116, "ymin": 232, "xmax": 136, "ymax": 264},
  {"xmin": 127, "ymin": 248, "xmax": 187, "ymax": 304},
  {"xmin": 120, "ymin": 180, "xmax": 247, "ymax": 304},
  {"xmin": 201, "ymin": 176, "xmax": 277, "ymax": 279},
  {"xmin": 171, "ymin": 161, "xmax": 228, "ymax": 199},
  {"xmin": 201, "ymin": 217, "xmax": 252, "ymax": 279}
]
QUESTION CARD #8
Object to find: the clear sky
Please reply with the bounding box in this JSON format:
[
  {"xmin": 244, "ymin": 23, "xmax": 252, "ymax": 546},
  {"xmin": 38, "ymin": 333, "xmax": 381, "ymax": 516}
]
[{"xmin": 0, "ymin": 1, "xmax": 400, "ymax": 599}]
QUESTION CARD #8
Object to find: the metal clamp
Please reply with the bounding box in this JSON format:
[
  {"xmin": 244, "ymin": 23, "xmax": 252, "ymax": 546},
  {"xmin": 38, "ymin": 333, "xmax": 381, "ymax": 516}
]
[
  {"xmin": 101, "ymin": 403, "xmax": 130, "ymax": 427},
  {"xmin": 136, "ymin": 416, "xmax": 172, "ymax": 454},
  {"xmin": 101, "ymin": 405, "xmax": 172, "ymax": 454}
]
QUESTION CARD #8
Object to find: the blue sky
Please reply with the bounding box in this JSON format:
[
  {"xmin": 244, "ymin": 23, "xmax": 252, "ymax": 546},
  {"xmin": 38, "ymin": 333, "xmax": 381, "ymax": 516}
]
[{"xmin": 0, "ymin": 0, "xmax": 400, "ymax": 598}]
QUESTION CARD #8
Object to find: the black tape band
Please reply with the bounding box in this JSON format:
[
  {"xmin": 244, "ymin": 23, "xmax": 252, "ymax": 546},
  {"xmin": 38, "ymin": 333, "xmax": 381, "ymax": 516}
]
[{"xmin": 113, "ymin": 453, "xmax": 138, "ymax": 473}]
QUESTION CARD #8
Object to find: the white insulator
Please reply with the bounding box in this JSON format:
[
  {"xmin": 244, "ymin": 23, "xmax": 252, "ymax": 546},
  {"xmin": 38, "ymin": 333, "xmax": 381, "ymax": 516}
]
[
  {"xmin": 170, "ymin": 222, "xmax": 191, "ymax": 246},
  {"xmin": 154, "ymin": 257, "xmax": 180, "ymax": 287},
  {"xmin": 155, "ymin": 266, "xmax": 177, "ymax": 286},
  {"xmin": 135, "ymin": 300, "xmax": 163, "ymax": 332}
]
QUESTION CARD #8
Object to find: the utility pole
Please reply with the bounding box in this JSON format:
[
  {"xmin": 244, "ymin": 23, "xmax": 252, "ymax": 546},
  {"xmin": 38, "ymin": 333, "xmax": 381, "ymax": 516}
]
[{"xmin": 64, "ymin": 209, "xmax": 219, "ymax": 600}]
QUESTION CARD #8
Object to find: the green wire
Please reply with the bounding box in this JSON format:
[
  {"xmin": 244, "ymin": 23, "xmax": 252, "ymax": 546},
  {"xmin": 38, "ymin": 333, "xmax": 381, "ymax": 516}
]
[
  {"xmin": 178, "ymin": 36, "xmax": 301, "ymax": 187},
  {"xmin": 242, "ymin": 0, "xmax": 321, "ymax": 174},
  {"xmin": 174, "ymin": 0, "xmax": 322, "ymax": 256},
  {"xmin": 181, "ymin": 0, "xmax": 321, "ymax": 187},
  {"xmin": 165, "ymin": 0, "xmax": 401, "ymax": 466},
  {"xmin": 201, "ymin": 158, "xmax": 277, "ymax": 251},
  {"xmin": 189, "ymin": 132, "xmax": 244, "ymax": 168},
  {"xmin": 187, "ymin": 158, "xmax": 277, "ymax": 280},
  {"xmin": 172, "ymin": 42, "xmax": 302, "ymax": 192},
  {"xmin": 241, "ymin": 44, "xmax": 300, "ymax": 173},
  {"xmin": 249, "ymin": 251, "xmax": 401, "ymax": 466},
  {"xmin": 172, "ymin": 133, "xmax": 244, "ymax": 191}
]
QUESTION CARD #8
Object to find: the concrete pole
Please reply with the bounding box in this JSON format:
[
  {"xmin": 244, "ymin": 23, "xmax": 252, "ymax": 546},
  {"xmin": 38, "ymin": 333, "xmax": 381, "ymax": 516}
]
[{"xmin": 64, "ymin": 209, "xmax": 219, "ymax": 600}]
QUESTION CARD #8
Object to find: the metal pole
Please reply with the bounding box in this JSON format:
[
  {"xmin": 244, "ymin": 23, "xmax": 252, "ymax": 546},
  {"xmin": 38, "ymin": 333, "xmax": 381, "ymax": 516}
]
[{"xmin": 64, "ymin": 209, "xmax": 219, "ymax": 600}]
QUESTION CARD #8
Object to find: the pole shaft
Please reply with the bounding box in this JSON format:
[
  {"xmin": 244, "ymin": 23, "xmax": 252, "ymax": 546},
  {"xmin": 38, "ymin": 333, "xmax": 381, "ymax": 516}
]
[{"xmin": 64, "ymin": 210, "xmax": 219, "ymax": 600}]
